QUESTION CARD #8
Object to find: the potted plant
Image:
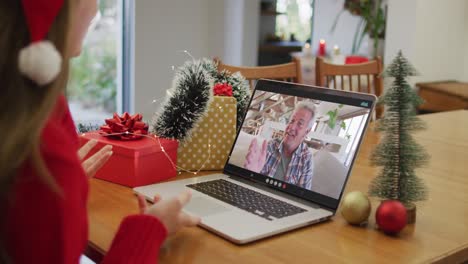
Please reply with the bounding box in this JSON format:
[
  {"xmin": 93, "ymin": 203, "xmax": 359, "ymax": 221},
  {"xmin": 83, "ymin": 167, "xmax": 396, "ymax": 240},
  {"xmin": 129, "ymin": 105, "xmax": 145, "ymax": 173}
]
[
  {"xmin": 331, "ymin": 0, "xmax": 386, "ymax": 57},
  {"xmin": 326, "ymin": 104, "xmax": 346, "ymax": 130}
]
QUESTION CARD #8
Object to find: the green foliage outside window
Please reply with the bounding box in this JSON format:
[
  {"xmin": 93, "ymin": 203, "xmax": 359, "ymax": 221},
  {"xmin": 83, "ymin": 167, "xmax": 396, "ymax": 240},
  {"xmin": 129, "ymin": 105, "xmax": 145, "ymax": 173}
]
[
  {"xmin": 68, "ymin": 40, "xmax": 117, "ymax": 112},
  {"xmin": 67, "ymin": 0, "xmax": 118, "ymax": 113}
]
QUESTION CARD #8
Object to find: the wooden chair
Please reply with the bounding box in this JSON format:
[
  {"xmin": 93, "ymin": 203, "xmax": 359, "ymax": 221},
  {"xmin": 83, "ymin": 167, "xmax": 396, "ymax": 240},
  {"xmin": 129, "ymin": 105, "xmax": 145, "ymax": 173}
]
[
  {"xmin": 315, "ymin": 56, "xmax": 384, "ymax": 117},
  {"xmin": 215, "ymin": 57, "xmax": 303, "ymax": 90}
]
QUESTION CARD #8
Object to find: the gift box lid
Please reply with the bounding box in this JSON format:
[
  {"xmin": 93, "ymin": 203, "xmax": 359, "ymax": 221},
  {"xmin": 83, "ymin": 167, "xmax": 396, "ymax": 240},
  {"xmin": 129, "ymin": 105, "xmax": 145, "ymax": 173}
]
[{"xmin": 80, "ymin": 132, "xmax": 178, "ymax": 158}]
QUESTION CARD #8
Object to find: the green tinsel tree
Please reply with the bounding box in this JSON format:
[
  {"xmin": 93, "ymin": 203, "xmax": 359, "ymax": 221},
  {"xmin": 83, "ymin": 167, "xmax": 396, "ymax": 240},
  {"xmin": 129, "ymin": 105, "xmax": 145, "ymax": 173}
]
[
  {"xmin": 152, "ymin": 59, "xmax": 214, "ymax": 141},
  {"xmin": 368, "ymin": 50, "xmax": 430, "ymax": 206},
  {"xmin": 152, "ymin": 58, "xmax": 251, "ymax": 142}
]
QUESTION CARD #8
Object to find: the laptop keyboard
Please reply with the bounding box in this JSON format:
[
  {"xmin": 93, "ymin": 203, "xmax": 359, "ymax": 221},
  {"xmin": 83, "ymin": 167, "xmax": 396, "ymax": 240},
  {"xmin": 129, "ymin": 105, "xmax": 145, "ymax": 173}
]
[{"xmin": 186, "ymin": 179, "xmax": 307, "ymax": 221}]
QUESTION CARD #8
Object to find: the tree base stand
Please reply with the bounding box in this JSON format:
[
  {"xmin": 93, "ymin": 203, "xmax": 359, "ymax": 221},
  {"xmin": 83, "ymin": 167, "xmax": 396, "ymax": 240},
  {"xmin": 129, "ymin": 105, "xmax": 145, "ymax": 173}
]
[{"xmin": 406, "ymin": 204, "xmax": 416, "ymax": 224}]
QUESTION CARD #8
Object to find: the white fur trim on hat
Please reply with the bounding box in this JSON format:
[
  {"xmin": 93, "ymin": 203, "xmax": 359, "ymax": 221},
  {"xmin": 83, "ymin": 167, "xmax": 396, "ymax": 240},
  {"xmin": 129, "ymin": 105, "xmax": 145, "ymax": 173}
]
[{"xmin": 18, "ymin": 40, "xmax": 62, "ymax": 86}]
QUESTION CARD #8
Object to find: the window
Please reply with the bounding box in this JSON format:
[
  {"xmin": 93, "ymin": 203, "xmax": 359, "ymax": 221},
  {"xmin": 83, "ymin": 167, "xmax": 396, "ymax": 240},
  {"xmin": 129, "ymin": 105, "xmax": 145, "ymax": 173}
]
[
  {"xmin": 339, "ymin": 114, "xmax": 367, "ymax": 166},
  {"xmin": 69, "ymin": 0, "xmax": 133, "ymax": 128},
  {"xmin": 276, "ymin": 0, "xmax": 313, "ymax": 42}
]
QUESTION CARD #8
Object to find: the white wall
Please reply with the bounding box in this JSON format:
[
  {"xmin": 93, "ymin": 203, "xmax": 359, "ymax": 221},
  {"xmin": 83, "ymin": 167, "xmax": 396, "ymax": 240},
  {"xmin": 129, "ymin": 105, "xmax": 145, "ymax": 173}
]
[
  {"xmin": 383, "ymin": 0, "xmax": 419, "ymax": 66},
  {"xmin": 242, "ymin": 0, "xmax": 260, "ymax": 66},
  {"xmin": 413, "ymin": 0, "xmax": 466, "ymax": 82},
  {"xmin": 207, "ymin": 0, "xmax": 226, "ymax": 63},
  {"xmin": 134, "ymin": 0, "xmax": 212, "ymax": 118},
  {"xmin": 385, "ymin": 0, "xmax": 468, "ymax": 84},
  {"xmin": 224, "ymin": 0, "xmax": 245, "ymax": 66},
  {"xmin": 222, "ymin": 0, "xmax": 260, "ymax": 66},
  {"xmin": 134, "ymin": 0, "xmax": 259, "ymax": 119}
]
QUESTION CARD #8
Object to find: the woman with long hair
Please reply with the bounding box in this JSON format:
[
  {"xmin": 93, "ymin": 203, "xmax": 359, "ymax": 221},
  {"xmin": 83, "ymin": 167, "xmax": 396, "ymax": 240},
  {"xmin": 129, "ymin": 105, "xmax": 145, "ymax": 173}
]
[{"xmin": 0, "ymin": 0, "xmax": 199, "ymax": 263}]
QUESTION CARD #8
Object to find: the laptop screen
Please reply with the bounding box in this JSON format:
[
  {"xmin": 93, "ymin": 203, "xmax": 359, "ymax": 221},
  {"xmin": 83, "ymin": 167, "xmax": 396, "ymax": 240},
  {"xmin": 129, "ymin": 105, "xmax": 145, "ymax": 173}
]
[{"xmin": 224, "ymin": 80, "xmax": 376, "ymax": 210}]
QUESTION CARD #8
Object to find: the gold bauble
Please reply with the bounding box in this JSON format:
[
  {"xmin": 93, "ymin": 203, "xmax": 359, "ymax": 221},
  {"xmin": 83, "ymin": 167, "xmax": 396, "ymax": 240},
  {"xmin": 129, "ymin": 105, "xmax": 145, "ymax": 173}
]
[{"xmin": 341, "ymin": 191, "xmax": 371, "ymax": 225}]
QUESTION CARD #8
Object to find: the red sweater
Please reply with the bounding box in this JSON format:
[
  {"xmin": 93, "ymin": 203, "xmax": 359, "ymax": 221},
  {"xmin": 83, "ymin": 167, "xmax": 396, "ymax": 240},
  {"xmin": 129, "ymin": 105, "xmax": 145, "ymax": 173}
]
[{"xmin": 4, "ymin": 96, "xmax": 167, "ymax": 263}]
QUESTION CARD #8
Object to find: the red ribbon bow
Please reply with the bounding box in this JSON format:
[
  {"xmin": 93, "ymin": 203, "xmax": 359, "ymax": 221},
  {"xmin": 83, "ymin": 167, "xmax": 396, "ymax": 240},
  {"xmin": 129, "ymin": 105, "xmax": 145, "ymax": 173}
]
[
  {"xmin": 213, "ymin": 82, "xmax": 233, "ymax": 96},
  {"xmin": 99, "ymin": 112, "xmax": 149, "ymax": 140}
]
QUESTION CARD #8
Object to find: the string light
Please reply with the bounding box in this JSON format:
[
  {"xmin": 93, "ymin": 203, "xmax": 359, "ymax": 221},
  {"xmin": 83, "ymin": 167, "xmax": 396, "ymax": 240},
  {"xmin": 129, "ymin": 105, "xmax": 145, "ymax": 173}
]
[
  {"xmin": 136, "ymin": 96, "xmax": 166, "ymax": 115},
  {"xmin": 146, "ymin": 49, "xmax": 200, "ymax": 113},
  {"xmin": 178, "ymin": 49, "xmax": 195, "ymax": 61}
]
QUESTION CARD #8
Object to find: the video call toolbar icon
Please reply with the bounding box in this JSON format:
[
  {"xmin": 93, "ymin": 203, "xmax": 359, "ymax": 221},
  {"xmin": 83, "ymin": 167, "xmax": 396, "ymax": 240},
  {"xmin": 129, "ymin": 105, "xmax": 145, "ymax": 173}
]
[{"xmin": 265, "ymin": 178, "xmax": 287, "ymax": 189}]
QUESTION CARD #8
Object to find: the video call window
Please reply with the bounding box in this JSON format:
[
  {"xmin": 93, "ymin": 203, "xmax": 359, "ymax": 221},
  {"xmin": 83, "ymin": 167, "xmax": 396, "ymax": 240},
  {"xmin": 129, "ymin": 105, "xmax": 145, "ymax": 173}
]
[{"xmin": 228, "ymin": 91, "xmax": 370, "ymax": 199}]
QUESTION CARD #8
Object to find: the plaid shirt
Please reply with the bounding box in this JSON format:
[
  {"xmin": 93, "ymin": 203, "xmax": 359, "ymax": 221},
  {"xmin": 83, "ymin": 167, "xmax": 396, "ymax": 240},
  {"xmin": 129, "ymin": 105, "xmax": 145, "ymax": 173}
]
[{"xmin": 260, "ymin": 138, "xmax": 314, "ymax": 190}]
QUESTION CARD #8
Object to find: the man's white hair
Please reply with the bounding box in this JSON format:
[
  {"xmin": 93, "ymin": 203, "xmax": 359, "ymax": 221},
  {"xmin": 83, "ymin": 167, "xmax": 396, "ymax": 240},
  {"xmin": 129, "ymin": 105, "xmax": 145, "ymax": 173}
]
[{"xmin": 293, "ymin": 101, "xmax": 317, "ymax": 129}]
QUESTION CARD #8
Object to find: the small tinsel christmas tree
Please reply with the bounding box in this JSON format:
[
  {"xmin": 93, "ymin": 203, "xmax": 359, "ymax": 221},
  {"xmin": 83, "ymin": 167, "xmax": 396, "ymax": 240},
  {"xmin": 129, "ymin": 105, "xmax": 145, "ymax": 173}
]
[
  {"xmin": 152, "ymin": 59, "xmax": 214, "ymax": 141},
  {"xmin": 368, "ymin": 50, "xmax": 430, "ymax": 207},
  {"xmin": 77, "ymin": 122, "xmax": 102, "ymax": 133}
]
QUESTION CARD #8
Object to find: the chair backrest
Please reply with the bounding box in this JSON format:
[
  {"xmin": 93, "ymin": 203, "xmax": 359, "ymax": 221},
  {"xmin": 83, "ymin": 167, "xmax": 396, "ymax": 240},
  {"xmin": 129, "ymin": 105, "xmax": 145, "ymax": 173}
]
[
  {"xmin": 315, "ymin": 56, "xmax": 384, "ymax": 117},
  {"xmin": 215, "ymin": 57, "xmax": 303, "ymax": 90}
]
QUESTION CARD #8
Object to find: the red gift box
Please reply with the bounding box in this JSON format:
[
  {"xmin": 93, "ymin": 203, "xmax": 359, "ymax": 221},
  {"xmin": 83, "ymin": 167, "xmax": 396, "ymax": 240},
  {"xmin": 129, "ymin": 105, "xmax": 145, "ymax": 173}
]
[{"xmin": 80, "ymin": 132, "xmax": 178, "ymax": 187}]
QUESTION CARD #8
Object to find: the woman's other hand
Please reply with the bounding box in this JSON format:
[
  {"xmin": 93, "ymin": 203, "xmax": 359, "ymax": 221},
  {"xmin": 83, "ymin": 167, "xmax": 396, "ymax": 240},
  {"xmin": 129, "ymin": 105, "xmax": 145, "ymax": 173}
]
[
  {"xmin": 137, "ymin": 191, "xmax": 201, "ymax": 235},
  {"xmin": 78, "ymin": 139, "xmax": 113, "ymax": 177}
]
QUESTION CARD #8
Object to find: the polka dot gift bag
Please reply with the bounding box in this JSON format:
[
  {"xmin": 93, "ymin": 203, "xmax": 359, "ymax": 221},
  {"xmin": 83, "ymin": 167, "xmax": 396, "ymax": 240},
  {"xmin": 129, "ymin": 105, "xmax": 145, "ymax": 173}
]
[{"xmin": 177, "ymin": 95, "xmax": 237, "ymax": 170}]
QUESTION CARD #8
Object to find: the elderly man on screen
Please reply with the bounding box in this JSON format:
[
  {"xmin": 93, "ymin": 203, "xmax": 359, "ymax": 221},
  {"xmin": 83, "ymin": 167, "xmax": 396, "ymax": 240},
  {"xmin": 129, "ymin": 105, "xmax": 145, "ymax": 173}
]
[{"xmin": 244, "ymin": 101, "xmax": 316, "ymax": 190}]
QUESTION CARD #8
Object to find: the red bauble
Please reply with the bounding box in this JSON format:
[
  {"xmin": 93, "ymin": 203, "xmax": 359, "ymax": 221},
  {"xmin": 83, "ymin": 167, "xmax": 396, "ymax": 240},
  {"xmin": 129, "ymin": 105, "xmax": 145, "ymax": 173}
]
[{"xmin": 375, "ymin": 200, "xmax": 407, "ymax": 235}]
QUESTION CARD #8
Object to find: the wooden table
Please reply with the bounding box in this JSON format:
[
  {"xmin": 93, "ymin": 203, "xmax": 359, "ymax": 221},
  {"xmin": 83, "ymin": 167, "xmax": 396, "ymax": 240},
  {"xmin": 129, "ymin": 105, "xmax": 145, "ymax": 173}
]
[{"xmin": 87, "ymin": 110, "xmax": 468, "ymax": 263}]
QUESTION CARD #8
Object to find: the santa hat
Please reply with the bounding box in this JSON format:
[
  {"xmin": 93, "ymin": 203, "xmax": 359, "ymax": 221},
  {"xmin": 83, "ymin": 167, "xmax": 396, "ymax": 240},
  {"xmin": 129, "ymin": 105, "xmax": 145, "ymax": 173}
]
[{"xmin": 18, "ymin": 0, "xmax": 65, "ymax": 86}]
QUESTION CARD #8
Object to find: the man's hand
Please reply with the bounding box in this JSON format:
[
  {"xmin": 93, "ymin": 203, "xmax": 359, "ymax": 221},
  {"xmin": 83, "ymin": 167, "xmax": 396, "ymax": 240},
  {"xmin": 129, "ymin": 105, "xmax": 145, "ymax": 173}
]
[
  {"xmin": 243, "ymin": 138, "xmax": 267, "ymax": 173},
  {"xmin": 78, "ymin": 139, "xmax": 113, "ymax": 178}
]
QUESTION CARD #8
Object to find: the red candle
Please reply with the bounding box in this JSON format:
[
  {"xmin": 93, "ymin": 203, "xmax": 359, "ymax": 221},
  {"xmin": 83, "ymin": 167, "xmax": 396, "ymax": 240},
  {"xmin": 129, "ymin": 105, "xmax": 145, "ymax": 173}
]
[{"xmin": 318, "ymin": 39, "xmax": 326, "ymax": 56}]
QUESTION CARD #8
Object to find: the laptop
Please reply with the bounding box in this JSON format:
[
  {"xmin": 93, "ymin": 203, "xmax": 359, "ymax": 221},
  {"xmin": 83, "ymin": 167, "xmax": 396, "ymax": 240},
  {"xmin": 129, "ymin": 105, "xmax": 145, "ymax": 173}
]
[{"xmin": 134, "ymin": 79, "xmax": 376, "ymax": 244}]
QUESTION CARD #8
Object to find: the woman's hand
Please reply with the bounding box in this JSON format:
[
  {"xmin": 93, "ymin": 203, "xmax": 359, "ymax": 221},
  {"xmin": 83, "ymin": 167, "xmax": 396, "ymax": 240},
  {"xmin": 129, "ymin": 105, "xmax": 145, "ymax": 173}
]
[
  {"xmin": 137, "ymin": 191, "xmax": 201, "ymax": 235},
  {"xmin": 78, "ymin": 139, "xmax": 113, "ymax": 178}
]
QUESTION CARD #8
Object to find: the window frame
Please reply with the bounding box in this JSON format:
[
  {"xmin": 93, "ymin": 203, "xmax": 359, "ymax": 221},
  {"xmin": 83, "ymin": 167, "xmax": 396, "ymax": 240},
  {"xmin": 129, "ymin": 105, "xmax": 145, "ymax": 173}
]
[{"xmin": 120, "ymin": 0, "xmax": 134, "ymax": 113}]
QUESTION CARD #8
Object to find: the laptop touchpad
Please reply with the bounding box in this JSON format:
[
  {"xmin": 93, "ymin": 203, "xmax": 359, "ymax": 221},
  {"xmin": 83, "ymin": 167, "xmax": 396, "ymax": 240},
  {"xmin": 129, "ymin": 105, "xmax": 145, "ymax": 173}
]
[{"xmin": 184, "ymin": 196, "xmax": 231, "ymax": 217}]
